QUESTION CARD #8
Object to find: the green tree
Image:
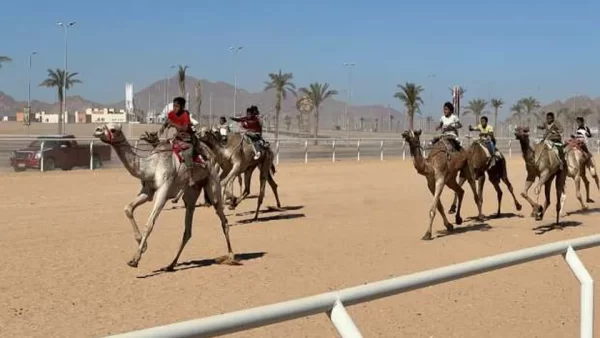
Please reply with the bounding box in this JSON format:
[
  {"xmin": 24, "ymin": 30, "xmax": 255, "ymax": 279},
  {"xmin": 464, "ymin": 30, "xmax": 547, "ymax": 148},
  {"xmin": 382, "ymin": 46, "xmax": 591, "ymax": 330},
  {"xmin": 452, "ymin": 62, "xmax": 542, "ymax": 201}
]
[
  {"xmin": 510, "ymin": 102, "xmax": 524, "ymax": 126},
  {"xmin": 394, "ymin": 82, "xmax": 424, "ymax": 130},
  {"xmin": 463, "ymin": 98, "xmax": 488, "ymax": 125},
  {"xmin": 0, "ymin": 56, "xmax": 12, "ymax": 70},
  {"xmin": 264, "ymin": 70, "xmax": 296, "ymax": 141},
  {"xmin": 517, "ymin": 96, "xmax": 541, "ymax": 130},
  {"xmin": 39, "ymin": 69, "xmax": 82, "ymax": 134},
  {"xmin": 298, "ymin": 82, "xmax": 338, "ymax": 144},
  {"xmin": 176, "ymin": 65, "xmax": 189, "ymax": 97},
  {"xmin": 490, "ymin": 98, "xmax": 504, "ymax": 130}
]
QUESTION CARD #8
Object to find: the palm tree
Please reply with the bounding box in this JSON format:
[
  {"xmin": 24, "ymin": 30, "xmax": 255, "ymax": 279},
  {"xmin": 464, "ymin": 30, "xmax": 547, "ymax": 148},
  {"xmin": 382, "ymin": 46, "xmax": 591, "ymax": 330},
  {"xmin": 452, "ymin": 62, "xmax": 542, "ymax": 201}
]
[
  {"xmin": 264, "ymin": 70, "xmax": 296, "ymax": 141},
  {"xmin": 490, "ymin": 98, "xmax": 504, "ymax": 130},
  {"xmin": 510, "ymin": 102, "xmax": 524, "ymax": 126},
  {"xmin": 463, "ymin": 98, "xmax": 488, "ymax": 125},
  {"xmin": 448, "ymin": 86, "xmax": 467, "ymax": 116},
  {"xmin": 517, "ymin": 96, "xmax": 541, "ymax": 130},
  {"xmin": 176, "ymin": 65, "xmax": 189, "ymax": 97},
  {"xmin": 389, "ymin": 114, "xmax": 395, "ymax": 132},
  {"xmin": 298, "ymin": 82, "xmax": 338, "ymax": 144},
  {"xmin": 394, "ymin": 82, "xmax": 424, "ymax": 130},
  {"xmin": 284, "ymin": 115, "xmax": 292, "ymax": 131},
  {"xmin": 39, "ymin": 69, "xmax": 82, "ymax": 134},
  {"xmin": 0, "ymin": 56, "xmax": 12, "ymax": 70},
  {"xmin": 359, "ymin": 116, "xmax": 365, "ymax": 131},
  {"xmin": 194, "ymin": 81, "xmax": 202, "ymax": 124}
]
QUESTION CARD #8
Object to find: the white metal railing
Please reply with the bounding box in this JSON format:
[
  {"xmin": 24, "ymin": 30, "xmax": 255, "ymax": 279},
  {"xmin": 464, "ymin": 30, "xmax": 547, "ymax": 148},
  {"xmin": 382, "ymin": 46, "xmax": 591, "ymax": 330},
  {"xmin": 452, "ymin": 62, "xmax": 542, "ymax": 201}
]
[
  {"xmin": 4, "ymin": 136, "xmax": 599, "ymax": 172},
  {"xmin": 107, "ymin": 234, "xmax": 600, "ymax": 338}
]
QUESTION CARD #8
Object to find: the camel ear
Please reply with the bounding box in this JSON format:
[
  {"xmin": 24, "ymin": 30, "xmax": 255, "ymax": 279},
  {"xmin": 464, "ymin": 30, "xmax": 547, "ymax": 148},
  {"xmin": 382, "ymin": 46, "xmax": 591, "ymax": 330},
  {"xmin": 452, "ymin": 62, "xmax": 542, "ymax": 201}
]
[{"xmin": 415, "ymin": 129, "xmax": 422, "ymax": 136}]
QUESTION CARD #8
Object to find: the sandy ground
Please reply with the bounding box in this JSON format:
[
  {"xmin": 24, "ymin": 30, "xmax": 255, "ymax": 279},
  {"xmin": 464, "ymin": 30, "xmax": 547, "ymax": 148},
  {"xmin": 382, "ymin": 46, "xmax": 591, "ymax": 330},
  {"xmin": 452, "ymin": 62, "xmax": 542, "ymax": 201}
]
[{"xmin": 1, "ymin": 158, "xmax": 600, "ymax": 338}]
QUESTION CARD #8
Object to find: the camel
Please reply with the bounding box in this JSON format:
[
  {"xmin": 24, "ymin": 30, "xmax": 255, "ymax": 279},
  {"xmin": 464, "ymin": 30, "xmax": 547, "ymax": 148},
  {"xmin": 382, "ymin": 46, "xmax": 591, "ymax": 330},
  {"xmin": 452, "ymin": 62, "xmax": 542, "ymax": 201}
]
[
  {"xmin": 449, "ymin": 136, "xmax": 522, "ymax": 217},
  {"xmin": 564, "ymin": 137, "xmax": 599, "ymax": 208},
  {"xmin": 401, "ymin": 130, "xmax": 482, "ymax": 240},
  {"xmin": 514, "ymin": 127, "xmax": 567, "ymax": 223},
  {"xmin": 138, "ymin": 131, "xmax": 243, "ymax": 206},
  {"xmin": 93, "ymin": 124, "xmax": 238, "ymax": 270},
  {"xmin": 199, "ymin": 129, "xmax": 281, "ymax": 221}
]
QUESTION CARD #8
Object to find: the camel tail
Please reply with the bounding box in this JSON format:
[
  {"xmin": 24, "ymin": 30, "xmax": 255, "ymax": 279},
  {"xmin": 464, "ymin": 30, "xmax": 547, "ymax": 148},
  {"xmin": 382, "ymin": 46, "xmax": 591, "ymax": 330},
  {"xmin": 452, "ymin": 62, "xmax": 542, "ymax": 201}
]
[{"xmin": 270, "ymin": 163, "xmax": 276, "ymax": 176}]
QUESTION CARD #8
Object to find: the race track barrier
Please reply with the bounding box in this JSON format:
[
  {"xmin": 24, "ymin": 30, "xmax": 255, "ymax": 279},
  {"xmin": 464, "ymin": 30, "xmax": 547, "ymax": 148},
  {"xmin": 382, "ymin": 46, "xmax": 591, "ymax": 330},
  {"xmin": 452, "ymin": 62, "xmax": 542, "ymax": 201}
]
[{"xmin": 107, "ymin": 234, "xmax": 599, "ymax": 338}]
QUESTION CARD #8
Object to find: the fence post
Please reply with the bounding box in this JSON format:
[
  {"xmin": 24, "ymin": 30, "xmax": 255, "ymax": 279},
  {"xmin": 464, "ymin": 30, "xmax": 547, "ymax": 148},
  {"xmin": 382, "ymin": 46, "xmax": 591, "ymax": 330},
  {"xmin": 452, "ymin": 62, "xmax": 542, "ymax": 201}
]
[
  {"xmin": 357, "ymin": 139, "xmax": 361, "ymax": 161},
  {"xmin": 276, "ymin": 140, "xmax": 280, "ymax": 165},
  {"xmin": 134, "ymin": 140, "xmax": 139, "ymax": 149},
  {"xmin": 332, "ymin": 140, "xmax": 336, "ymax": 162},
  {"xmin": 380, "ymin": 140, "xmax": 384, "ymax": 161},
  {"xmin": 89, "ymin": 140, "xmax": 94, "ymax": 170},
  {"xmin": 508, "ymin": 139, "xmax": 512, "ymax": 157},
  {"xmin": 422, "ymin": 141, "xmax": 427, "ymax": 157},
  {"xmin": 402, "ymin": 141, "xmax": 406, "ymax": 160},
  {"xmin": 327, "ymin": 299, "xmax": 363, "ymax": 338},
  {"xmin": 304, "ymin": 139, "xmax": 308, "ymax": 164},
  {"xmin": 40, "ymin": 141, "xmax": 45, "ymax": 173},
  {"xmin": 564, "ymin": 246, "xmax": 594, "ymax": 338}
]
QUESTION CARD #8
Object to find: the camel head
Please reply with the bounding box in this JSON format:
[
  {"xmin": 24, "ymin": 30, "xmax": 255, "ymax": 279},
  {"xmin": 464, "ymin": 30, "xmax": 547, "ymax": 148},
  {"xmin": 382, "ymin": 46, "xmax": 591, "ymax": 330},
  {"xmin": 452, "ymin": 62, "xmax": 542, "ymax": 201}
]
[
  {"xmin": 401, "ymin": 129, "xmax": 422, "ymax": 146},
  {"xmin": 93, "ymin": 123, "xmax": 126, "ymax": 144},
  {"xmin": 198, "ymin": 128, "xmax": 222, "ymax": 145},
  {"xmin": 139, "ymin": 131, "xmax": 160, "ymax": 147},
  {"xmin": 514, "ymin": 126, "xmax": 530, "ymax": 141}
]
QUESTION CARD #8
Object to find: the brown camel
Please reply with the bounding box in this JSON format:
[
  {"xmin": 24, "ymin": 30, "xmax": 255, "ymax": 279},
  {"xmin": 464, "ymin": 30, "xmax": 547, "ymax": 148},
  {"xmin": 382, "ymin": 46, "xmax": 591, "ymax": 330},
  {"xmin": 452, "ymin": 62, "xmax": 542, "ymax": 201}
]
[
  {"xmin": 401, "ymin": 130, "xmax": 482, "ymax": 240},
  {"xmin": 199, "ymin": 129, "xmax": 281, "ymax": 221},
  {"xmin": 564, "ymin": 137, "xmax": 599, "ymax": 209},
  {"xmin": 139, "ymin": 131, "xmax": 243, "ymax": 206},
  {"xmin": 450, "ymin": 137, "xmax": 522, "ymax": 217},
  {"xmin": 93, "ymin": 124, "xmax": 238, "ymax": 270},
  {"xmin": 514, "ymin": 127, "xmax": 567, "ymax": 223}
]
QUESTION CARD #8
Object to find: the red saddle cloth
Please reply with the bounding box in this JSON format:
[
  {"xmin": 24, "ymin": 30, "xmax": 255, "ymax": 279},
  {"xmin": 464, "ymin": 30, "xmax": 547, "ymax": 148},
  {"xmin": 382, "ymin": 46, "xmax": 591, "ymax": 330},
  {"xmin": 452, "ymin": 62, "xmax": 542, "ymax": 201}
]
[
  {"xmin": 566, "ymin": 138, "xmax": 585, "ymax": 150},
  {"xmin": 171, "ymin": 140, "xmax": 205, "ymax": 164}
]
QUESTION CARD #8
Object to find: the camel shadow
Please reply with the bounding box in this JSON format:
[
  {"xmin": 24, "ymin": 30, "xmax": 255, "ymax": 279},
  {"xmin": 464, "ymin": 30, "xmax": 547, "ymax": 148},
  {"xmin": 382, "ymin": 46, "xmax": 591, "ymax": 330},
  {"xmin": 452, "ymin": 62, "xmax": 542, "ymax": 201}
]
[
  {"xmin": 490, "ymin": 212, "xmax": 523, "ymax": 220},
  {"xmin": 566, "ymin": 207, "xmax": 600, "ymax": 216},
  {"xmin": 235, "ymin": 205, "xmax": 305, "ymax": 217},
  {"xmin": 533, "ymin": 221, "xmax": 582, "ymax": 235},
  {"xmin": 169, "ymin": 203, "xmax": 212, "ymax": 210},
  {"xmin": 436, "ymin": 223, "xmax": 492, "ymax": 238},
  {"xmin": 237, "ymin": 213, "xmax": 306, "ymax": 225},
  {"xmin": 136, "ymin": 252, "xmax": 267, "ymax": 278}
]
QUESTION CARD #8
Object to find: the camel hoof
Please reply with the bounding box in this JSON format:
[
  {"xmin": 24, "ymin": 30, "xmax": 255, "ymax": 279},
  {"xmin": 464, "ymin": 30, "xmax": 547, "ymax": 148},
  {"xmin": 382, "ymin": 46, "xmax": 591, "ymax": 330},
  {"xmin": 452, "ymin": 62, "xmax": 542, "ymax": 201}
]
[
  {"xmin": 171, "ymin": 199, "xmax": 179, "ymax": 204},
  {"xmin": 445, "ymin": 224, "xmax": 454, "ymax": 232},
  {"xmin": 476, "ymin": 216, "xmax": 485, "ymax": 222},
  {"xmin": 455, "ymin": 216, "xmax": 463, "ymax": 225},
  {"xmin": 127, "ymin": 260, "xmax": 138, "ymax": 268},
  {"xmin": 587, "ymin": 199, "xmax": 595, "ymax": 203},
  {"xmin": 215, "ymin": 255, "xmax": 242, "ymax": 266},
  {"xmin": 516, "ymin": 203, "xmax": 523, "ymax": 211},
  {"xmin": 448, "ymin": 206, "xmax": 456, "ymax": 214},
  {"xmin": 421, "ymin": 233, "xmax": 433, "ymax": 241}
]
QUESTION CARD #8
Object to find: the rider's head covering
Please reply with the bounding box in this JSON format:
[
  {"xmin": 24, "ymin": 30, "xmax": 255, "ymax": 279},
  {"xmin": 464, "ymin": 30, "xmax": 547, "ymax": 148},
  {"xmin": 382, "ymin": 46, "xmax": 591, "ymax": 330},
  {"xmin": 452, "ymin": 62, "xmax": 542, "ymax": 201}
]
[
  {"xmin": 173, "ymin": 96, "xmax": 186, "ymax": 108},
  {"xmin": 443, "ymin": 102, "xmax": 454, "ymax": 113}
]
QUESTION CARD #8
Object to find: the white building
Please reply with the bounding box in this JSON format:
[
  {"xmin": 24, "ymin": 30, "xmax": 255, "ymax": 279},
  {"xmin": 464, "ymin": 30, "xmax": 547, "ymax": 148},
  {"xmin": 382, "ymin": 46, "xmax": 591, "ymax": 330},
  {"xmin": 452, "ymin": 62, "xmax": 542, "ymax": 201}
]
[{"xmin": 87, "ymin": 108, "xmax": 128, "ymax": 123}]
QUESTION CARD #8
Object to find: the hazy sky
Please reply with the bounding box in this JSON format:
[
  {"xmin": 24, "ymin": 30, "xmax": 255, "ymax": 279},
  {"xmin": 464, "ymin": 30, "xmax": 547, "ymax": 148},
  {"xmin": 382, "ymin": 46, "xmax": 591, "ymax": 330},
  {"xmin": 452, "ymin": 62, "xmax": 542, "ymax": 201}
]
[{"xmin": 1, "ymin": 0, "xmax": 599, "ymax": 117}]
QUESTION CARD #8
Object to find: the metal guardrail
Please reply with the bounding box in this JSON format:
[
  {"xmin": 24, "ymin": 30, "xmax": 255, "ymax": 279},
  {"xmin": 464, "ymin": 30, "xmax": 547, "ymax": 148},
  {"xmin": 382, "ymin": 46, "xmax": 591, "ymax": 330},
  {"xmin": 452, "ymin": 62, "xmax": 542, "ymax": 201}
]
[{"xmin": 107, "ymin": 234, "xmax": 599, "ymax": 338}]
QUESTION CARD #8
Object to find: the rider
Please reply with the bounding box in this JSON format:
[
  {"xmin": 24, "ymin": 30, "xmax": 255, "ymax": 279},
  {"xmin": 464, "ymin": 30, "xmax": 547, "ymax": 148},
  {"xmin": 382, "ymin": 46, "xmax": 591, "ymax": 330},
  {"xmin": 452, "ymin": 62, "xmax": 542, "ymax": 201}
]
[
  {"xmin": 537, "ymin": 111, "xmax": 565, "ymax": 169},
  {"xmin": 469, "ymin": 116, "xmax": 498, "ymax": 165},
  {"xmin": 159, "ymin": 96, "xmax": 206, "ymax": 186},
  {"xmin": 218, "ymin": 116, "xmax": 230, "ymax": 143},
  {"xmin": 434, "ymin": 101, "xmax": 462, "ymax": 151},
  {"xmin": 230, "ymin": 105, "xmax": 264, "ymax": 160}
]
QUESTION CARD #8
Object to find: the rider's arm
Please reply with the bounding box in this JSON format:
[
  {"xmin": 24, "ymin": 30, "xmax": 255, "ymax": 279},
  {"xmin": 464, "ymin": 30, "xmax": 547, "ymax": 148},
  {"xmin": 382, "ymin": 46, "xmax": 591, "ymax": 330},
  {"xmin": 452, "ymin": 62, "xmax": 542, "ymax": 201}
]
[
  {"xmin": 553, "ymin": 121, "xmax": 564, "ymax": 135},
  {"xmin": 537, "ymin": 123, "xmax": 547, "ymax": 130},
  {"xmin": 453, "ymin": 117, "xmax": 462, "ymax": 130},
  {"xmin": 585, "ymin": 126, "xmax": 592, "ymax": 138},
  {"xmin": 230, "ymin": 116, "xmax": 241, "ymax": 122}
]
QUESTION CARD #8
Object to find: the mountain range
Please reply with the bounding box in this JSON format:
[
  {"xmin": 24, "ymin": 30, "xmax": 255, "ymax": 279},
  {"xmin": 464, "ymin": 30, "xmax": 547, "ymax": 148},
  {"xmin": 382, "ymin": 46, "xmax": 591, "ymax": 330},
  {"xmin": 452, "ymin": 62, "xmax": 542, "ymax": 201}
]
[{"xmin": 0, "ymin": 76, "xmax": 403, "ymax": 127}]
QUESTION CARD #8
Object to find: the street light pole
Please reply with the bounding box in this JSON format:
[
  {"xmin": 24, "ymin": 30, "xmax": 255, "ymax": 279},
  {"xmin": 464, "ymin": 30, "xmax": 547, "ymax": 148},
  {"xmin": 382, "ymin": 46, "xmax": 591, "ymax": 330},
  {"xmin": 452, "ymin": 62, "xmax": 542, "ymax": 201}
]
[
  {"xmin": 27, "ymin": 51, "xmax": 37, "ymax": 113},
  {"xmin": 343, "ymin": 62, "xmax": 355, "ymax": 140},
  {"xmin": 228, "ymin": 46, "xmax": 243, "ymax": 117},
  {"xmin": 57, "ymin": 21, "xmax": 76, "ymax": 134}
]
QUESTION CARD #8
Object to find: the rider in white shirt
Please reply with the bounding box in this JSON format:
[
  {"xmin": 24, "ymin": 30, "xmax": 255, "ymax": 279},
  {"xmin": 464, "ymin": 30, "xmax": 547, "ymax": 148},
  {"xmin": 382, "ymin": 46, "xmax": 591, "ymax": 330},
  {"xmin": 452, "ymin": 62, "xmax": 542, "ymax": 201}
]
[{"xmin": 434, "ymin": 102, "xmax": 463, "ymax": 151}]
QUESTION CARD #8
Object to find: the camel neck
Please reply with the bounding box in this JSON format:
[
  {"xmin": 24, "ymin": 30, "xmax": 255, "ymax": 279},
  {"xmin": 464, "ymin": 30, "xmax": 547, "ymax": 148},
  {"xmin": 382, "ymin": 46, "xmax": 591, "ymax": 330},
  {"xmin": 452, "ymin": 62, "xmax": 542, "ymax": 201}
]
[
  {"xmin": 518, "ymin": 137, "xmax": 534, "ymax": 164},
  {"xmin": 112, "ymin": 141, "xmax": 143, "ymax": 178},
  {"xmin": 408, "ymin": 142, "xmax": 428, "ymax": 174}
]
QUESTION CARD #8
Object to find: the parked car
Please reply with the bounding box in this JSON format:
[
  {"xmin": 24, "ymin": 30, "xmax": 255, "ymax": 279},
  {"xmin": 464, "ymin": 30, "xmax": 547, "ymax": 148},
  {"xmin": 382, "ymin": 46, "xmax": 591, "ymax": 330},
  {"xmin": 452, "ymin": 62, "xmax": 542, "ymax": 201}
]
[{"xmin": 9, "ymin": 134, "xmax": 112, "ymax": 172}]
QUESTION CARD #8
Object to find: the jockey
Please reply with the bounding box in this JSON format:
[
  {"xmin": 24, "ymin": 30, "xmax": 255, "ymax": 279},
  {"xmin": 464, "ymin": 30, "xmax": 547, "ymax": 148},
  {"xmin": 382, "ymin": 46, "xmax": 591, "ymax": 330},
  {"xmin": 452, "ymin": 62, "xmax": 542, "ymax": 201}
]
[
  {"xmin": 230, "ymin": 105, "xmax": 264, "ymax": 160},
  {"xmin": 469, "ymin": 116, "xmax": 498, "ymax": 166},
  {"xmin": 574, "ymin": 116, "xmax": 593, "ymax": 157},
  {"xmin": 434, "ymin": 101, "xmax": 462, "ymax": 151},
  {"xmin": 218, "ymin": 116, "xmax": 230, "ymax": 143},
  {"xmin": 537, "ymin": 112, "xmax": 565, "ymax": 169},
  {"xmin": 159, "ymin": 96, "xmax": 205, "ymax": 186}
]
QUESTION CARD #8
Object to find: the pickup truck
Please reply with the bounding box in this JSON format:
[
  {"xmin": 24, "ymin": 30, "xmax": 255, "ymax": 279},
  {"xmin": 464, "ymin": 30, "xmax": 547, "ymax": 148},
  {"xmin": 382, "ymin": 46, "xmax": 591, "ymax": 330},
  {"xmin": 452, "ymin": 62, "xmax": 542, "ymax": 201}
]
[{"xmin": 9, "ymin": 134, "xmax": 112, "ymax": 172}]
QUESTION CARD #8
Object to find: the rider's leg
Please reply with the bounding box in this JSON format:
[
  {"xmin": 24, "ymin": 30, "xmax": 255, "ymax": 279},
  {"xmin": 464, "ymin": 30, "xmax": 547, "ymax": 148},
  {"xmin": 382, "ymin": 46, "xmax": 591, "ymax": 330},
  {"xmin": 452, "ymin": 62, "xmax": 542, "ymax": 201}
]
[{"xmin": 182, "ymin": 147, "xmax": 196, "ymax": 186}]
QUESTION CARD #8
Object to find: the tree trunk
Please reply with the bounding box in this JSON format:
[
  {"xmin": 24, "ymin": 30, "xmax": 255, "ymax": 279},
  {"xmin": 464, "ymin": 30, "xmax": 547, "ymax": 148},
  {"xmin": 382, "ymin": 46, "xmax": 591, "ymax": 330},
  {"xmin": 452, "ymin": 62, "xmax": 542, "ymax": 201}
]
[
  {"xmin": 58, "ymin": 87, "xmax": 64, "ymax": 134},
  {"xmin": 493, "ymin": 107, "xmax": 498, "ymax": 131},
  {"xmin": 275, "ymin": 92, "xmax": 281, "ymax": 142},
  {"xmin": 408, "ymin": 109, "xmax": 415, "ymax": 131},
  {"xmin": 313, "ymin": 107, "xmax": 320, "ymax": 145},
  {"xmin": 179, "ymin": 81, "xmax": 185, "ymax": 97}
]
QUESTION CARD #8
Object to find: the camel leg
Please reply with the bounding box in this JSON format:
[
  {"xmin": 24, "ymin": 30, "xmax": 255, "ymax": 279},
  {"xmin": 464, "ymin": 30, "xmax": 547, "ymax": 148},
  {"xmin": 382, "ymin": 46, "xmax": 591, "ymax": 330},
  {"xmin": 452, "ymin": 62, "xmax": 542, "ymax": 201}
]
[
  {"xmin": 500, "ymin": 168, "xmax": 522, "ymax": 212},
  {"xmin": 427, "ymin": 177, "xmax": 453, "ymax": 230},
  {"xmin": 490, "ymin": 178, "xmax": 503, "ymax": 217},
  {"xmin": 466, "ymin": 176, "xmax": 484, "ymax": 221},
  {"xmin": 424, "ymin": 175, "xmax": 446, "ymax": 240},
  {"xmin": 573, "ymin": 169, "xmax": 587, "ymax": 211},
  {"xmin": 581, "ymin": 167, "xmax": 594, "ymax": 203},
  {"xmin": 587, "ymin": 156, "xmax": 600, "ymax": 190},
  {"xmin": 124, "ymin": 188, "xmax": 154, "ymax": 253},
  {"xmin": 521, "ymin": 179, "xmax": 540, "ymax": 217},
  {"xmin": 536, "ymin": 180, "xmax": 552, "ymax": 221},
  {"xmin": 477, "ymin": 175, "xmax": 486, "ymax": 217},
  {"xmin": 445, "ymin": 177, "xmax": 464, "ymax": 226},
  {"xmin": 205, "ymin": 172, "xmax": 239, "ymax": 265},
  {"xmin": 449, "ymin": 175, "xmax": 467, "ymax": 214},
  {"xmin": 171, "ymin": 189, "xmax": 184, "ymax": 204},
  {"xmin": 127, "ymin": 184, "xmax": 169, "ymax": 268},
  {"xmin": 222, "ymin": 164, "xmax": 242, "ymax": 208},
  {"xmin": 231, "ymin": 167, "xmax": 254, "ymax": 208},
  {"xmin": 253, "ymin": 168, "xmax": 269, "ymax": 221},
  {"xmin": 557, "ymin": 171, "xmax": 568, "ymax": 222},
  {"xmin": 163, "ymin": 187, "xmax": 201, "ymax": 271},
  {"xmin": 266, "ymin": 170, "xmax": 282, "ymax": 209}
]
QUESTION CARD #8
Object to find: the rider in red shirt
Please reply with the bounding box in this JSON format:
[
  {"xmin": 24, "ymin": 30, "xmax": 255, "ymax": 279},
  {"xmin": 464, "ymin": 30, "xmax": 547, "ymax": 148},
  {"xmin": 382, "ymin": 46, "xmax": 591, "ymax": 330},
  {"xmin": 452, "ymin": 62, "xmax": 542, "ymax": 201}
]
[
  {"xmin": 159, "ymin": 97, "xmax": 205, "ymax": 186},
  {"xmin": 231, "ymin": 106, "xmax": 264, "ymax": 159}
]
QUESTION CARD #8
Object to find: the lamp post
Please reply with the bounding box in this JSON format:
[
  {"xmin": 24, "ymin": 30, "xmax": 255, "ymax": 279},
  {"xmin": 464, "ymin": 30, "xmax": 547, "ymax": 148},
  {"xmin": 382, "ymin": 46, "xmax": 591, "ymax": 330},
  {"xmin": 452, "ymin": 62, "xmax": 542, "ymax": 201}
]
[
  {"xmin": 343, "ymin": 62, "xmax": 355, "ymax": 140},
  {"xmin": 228, "ymin": 46, "xmax": 243, "ymax": 116},
  {"xmin": 27, "ymin": 51, "xmax": 37, "ymax": 116},
  {"xmin": 57, "ymin": 21, "xmax": 76, "ymax": 134}
]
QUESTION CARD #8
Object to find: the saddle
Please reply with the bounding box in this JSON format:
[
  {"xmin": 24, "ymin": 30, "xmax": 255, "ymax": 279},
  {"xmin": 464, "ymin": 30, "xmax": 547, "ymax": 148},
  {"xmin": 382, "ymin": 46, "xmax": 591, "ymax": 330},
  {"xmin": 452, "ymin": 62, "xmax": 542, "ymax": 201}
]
[
  {"xmin": 170, "ymin": 140, "xmax": 205, "ymax": 165},
  {"xmin": 566, "ymin": 137, "xmax": 586, "ymax": 151}
]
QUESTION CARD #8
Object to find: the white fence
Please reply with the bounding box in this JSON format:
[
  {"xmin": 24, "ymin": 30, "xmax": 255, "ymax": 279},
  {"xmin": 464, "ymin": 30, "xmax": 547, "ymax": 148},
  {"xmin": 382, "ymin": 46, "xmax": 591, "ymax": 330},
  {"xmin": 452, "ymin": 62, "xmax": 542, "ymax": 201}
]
[
  {"xmin": 107, "ymin": 234, "xmax": 599, "ymax": 338},
  {"xmin": 2, "ymin": 136, "xmax": 600, "ymax": 173}
]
